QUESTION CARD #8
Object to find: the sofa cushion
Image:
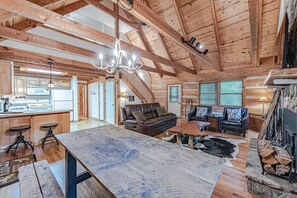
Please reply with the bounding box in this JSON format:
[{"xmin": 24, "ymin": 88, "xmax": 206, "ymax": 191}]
[
  {"xmin": 221, "ymin": 120, "xmax": 242, "ymax": 126},
  {"xmin": 196, "ymin": 107, "xmax": 208, "ymax": 118},
  {"xmin": 132, "ymin": 111, "xmax": 146, "ymax": 121},
  {"xmin": 156, "ymin": 107, "xmax": 167, "ymax": 117},
  {"xmin": 227, "ymin": 108, "xmax": 241, "ymax": 121},
  {"xmin": 125, "ymin": 105, "xmax": 142, "ymax": 119},
  {"xmin": 151, "ymin": 103, "xmax": 161, "ymax": 117},
  {"xmin": 144, "ymin": 112, "xmax": 155, "ymax": 119},
  {"xmin": 144, "ymin": 114, "xmax": 175, "ymax": 128}
]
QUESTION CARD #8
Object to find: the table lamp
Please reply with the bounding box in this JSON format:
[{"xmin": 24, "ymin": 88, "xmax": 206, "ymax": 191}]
[
  {"xmin": 120, "ymin": 92, "xmax": 129, "ymax": 106},
  {"xmin": 259, "ymin": 96, "xmax": 268, "ymax": 115}
]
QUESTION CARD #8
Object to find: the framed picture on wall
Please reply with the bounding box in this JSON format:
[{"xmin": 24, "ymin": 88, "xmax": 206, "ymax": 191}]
[{"xmin": 129, "ymin": 96, "xmax": 134, "ymax": 101}]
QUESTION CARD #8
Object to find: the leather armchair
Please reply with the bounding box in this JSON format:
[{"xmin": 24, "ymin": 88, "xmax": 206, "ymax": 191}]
[
  {"xmin": 220, "ymin": 107, "xmax": 249, "ymax": 137},
  {"xmin": 122, "ymin": 103, "xmax": 177, "ymax": 136},
  {"xmin": 187, "ymin": 105, "xmax": 212, "ymax": 122}
]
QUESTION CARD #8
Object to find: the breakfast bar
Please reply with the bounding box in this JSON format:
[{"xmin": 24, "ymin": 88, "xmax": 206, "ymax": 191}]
[{"xmin": 0, "ymin": 109, "xmax": 70, "ymax": 151}]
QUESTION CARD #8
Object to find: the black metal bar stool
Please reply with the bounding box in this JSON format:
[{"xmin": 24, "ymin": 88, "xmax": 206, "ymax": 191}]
[
  {"xmin": 6, "ymin": 125, "xmax": 34, "ymax": 156},
  {"xmin": 41, "ymin": 123, "xmax": 59, "ymax": 148}
]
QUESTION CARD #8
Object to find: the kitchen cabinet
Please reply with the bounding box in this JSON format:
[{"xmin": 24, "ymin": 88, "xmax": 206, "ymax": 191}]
[
  {"xmin": 53, "ymin": 79, "xmax": 71, "ymax": 89},
  {"xmin": 38, "ymin": 78, "xmax": 50, "ymax": 87},
  {"xmin": 27, "ymin": 78, "xmax": 39, "ymax": 87},
  {"xmin": 0, "ymin": 60, "xmax": 14, "ymax": 95},
  {"xmin": 14, "ymin": 76, "xmax": 27, "ymax": 95}
]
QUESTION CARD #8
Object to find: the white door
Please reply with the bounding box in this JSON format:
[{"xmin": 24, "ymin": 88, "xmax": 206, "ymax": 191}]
[
  {"xmin": 99, "ymin": 82, "xmax": 104, "ymax": 121},
  {"xmin": 168, "ymin": 84, "xmax": 181, "ymax": 117},
  {"xmin": 105, "ymin": 81, "xmax": 115, "ymax": 124}
]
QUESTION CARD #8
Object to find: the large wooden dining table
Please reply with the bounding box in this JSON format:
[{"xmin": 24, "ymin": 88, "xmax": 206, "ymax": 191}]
[{"xmin": 56, "ymin": 125, "xmax": 224, "ymax": 198}]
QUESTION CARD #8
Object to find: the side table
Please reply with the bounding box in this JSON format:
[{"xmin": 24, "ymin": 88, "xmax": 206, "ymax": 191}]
[{"xmin": 207, "ymin": 114, "xmax": 223, "ymax": 132}]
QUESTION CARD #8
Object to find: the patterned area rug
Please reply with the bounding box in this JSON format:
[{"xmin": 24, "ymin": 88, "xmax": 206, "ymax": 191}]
[
  {"xmin": 162, "ymin": 134, "xmax": 245, "ymax": 167},
  {"xmin": 0, "ymin": 154, "xmax": 36, "ymax": 188}
]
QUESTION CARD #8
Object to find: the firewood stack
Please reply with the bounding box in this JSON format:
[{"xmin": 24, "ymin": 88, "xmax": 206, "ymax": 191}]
[{"xmin": 258, "ymin": 140, "xmax": 293, "ymax": 176}]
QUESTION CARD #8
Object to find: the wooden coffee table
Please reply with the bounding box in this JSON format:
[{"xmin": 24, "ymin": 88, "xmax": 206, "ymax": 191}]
[{"xmin": 169, "ymin": 121, "xmax": 210, "ymax": 148}]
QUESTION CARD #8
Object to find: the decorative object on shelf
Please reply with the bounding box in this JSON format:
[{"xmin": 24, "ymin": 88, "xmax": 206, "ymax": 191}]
[
  {"xmin": 91, "ymin": 2, "xmax": 142, "ymax": 74},
  {"xmin": 120, "ymin": 92, "xmax": 129, "ymax": 105},
  {"xmin": 128, "ymin": 95, "xmax": 134, "ymax": 102},
  {"xmin": 47, "ymin": 59, "xmax": 55, "ymax": 89},
  {"xmin": 182, "ymin": 37, "xmax": 209, "ymax": 55},
  {"xmin": 259, "ymin": 96, "xmax": 268, "ymax": 115}
]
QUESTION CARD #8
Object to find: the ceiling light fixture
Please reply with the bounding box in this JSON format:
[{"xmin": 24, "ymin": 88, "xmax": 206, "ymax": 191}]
[
  {"xmin": 26, "ymin": 68, "xmax": 63, "ymax": 75},
  {"xmin": 182, "ymin": 37, "xmax": 209, "ymax": 55},
  {"xmin": 47, "ymin": 60, "xmax": 55, "ymax": 89},
  {"xmin": 91, "ymin": 2, "xmax": 142, "ymax": 74}
]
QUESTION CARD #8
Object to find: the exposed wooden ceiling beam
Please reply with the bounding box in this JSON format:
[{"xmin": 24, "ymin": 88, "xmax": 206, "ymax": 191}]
[
  {"xmin": 0, "ymin": 26, "xmax": 175, "ymax": 77},
  {"xmin": 134, "ymin": 30, "xmax": 163, "ymax": 78},
  {"xmin": 83, "ymin": 0, "xmax": 140, "ymax": 30},
  {"xmin": 171, "ymin": 0, "xmax": 199, "ymax": 73},
  {"xmin": 108, "ymin": 0, "xmax": 221, "ymax": 71},
  {"xmin": 248, "ymin": 0, "xmax": 263, "ymax": 67},
  {"xmin": 209, "ymin": 0, "xmax": 223, "ymax": 68},
  {"xmin": 0, "ymin": 0, "xmax": 88, "ymax": 42},
  {"xmin": 0, "ymin": 0, "xmax": 195, "ymax": 74}
]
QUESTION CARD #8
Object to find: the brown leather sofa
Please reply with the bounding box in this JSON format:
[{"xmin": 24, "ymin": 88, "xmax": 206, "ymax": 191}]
[{"xmin": 122, "ymin": 103, "xmax": 177, "ymax": 136}]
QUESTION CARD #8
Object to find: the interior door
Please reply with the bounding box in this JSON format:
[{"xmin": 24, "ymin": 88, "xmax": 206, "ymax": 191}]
[
  {"xmin": 168, "ymin": 84, "xmax": 181, "ymax": 117},
  {"xmin": 105, "ymin": 81, "xmax": 115, "ymax": 124},
  {"xmin": 78, "ymin": 84, "xmax": 87, "ymax": 120},
  {"xmin": 99, "ymin": 82, "xmax": 104, "ymax": 121}
]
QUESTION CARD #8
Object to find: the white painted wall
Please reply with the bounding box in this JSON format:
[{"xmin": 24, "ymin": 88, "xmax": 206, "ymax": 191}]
[{"xmin": 88, "ymin": 82, "xmax": 99, "ymax": 119}]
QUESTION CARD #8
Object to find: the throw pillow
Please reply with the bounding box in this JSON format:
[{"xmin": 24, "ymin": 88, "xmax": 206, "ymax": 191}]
[
  {"xmin": 156, "ymin": 107, "xmax": 167, "ymax": 117},
  {"xmin": 196, "ymin": 107, "xmax": 208, "ymax": 118},
  {"xmin": 227, "ymin": 108, "xmax": 241, "ymax": 121},
  {"xmin": 132, "ymin": 111, "xmax": 146, "ymax": 121}
]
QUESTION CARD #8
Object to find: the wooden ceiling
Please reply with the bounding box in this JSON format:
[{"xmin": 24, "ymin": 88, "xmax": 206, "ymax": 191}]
[{"xmin": 0, "ymin": 0, "xmax": 282, "ymax": 82}]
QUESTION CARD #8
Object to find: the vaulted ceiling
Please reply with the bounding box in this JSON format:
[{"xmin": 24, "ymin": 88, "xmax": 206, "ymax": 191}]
[{"xmin": 0, "ymin": 0, "xmax": 282, "ymax": 82}]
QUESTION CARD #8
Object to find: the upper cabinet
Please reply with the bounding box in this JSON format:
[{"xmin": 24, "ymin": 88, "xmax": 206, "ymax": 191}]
[
  {"xmin": 14, "ymin": 76, "xmax": 27, "ymax": 95},
  {"xmin": 0, "ymin": 60, "xmax": 14, "ymax": 95}
]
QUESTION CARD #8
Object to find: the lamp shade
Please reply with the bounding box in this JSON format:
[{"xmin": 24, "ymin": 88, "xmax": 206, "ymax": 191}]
[
  {"xmin": 259, "ymin": 96, "xmax": 268, "ymax": 102},
  {"xmin": 120, "ymin": 92, "xmax": 129, "ymax": 98}
]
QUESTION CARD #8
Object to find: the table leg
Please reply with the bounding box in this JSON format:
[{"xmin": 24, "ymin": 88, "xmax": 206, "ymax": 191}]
[
  {"xmin": 176, "ymin": 134, "xmax": 181, "ymax": 145},
  {"xmin": 66, "ymin": 150, "xmax": 77, "ymax": 198},
  {"xmin": 188, "ymin": 136, "xmax": 194, "ymax": 148}
]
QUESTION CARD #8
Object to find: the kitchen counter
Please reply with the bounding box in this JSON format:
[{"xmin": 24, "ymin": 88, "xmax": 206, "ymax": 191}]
[
  {"xmin": 0, "ymin": 109, "xmax": 70, "ymax": 151},
  {"xmin": 0, "ymin": 109, "xmax": 71, "ymax": 118}
]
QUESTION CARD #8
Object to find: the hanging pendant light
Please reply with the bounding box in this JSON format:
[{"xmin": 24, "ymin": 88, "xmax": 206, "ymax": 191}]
[
  {"xmin": 91, "ymin": 2, "xmax": 142, "ymax": 74},
  {"xmin": 47, "ymin": 60, "xmax": 55, "ymax": 88}
]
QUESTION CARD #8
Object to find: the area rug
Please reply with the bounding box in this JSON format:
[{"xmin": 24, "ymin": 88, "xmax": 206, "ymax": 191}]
[
  {"xmin": 162, "ymin": 134, "xmax": 245, "ymax": 167},
  {"xmin": 0, "ymin": 154, "xmax": 36, "ymax": 188}
]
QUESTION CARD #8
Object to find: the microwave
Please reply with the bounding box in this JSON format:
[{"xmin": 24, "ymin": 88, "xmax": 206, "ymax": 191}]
[{"xmin": 27, "ymin": 88, "xmax": 50, "ymax": 96}]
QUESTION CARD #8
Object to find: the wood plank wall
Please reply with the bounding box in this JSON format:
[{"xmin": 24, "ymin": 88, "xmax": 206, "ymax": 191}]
[{"xmin": 153, "ymin": 75, "xmax": 273, "ymax": 117}]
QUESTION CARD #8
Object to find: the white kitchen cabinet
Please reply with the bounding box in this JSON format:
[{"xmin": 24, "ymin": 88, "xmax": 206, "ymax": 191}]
[
  {"xmin": 27, "ymin": 78, "xmax": 39, "ymax": 87},
  {"xmin": 14, "ymin": 76, "xmax": 27, "ymax": 95}
]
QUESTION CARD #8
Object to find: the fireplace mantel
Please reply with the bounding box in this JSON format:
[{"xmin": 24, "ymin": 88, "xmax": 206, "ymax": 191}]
[{"xmin": 264, "ymin": 68, "xmax": 297, "ymax": 86}]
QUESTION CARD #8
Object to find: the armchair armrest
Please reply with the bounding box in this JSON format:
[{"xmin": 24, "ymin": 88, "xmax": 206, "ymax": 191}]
[{"xmin": 188, "ymin": 108, "xmax": 196, "ymax": 117}]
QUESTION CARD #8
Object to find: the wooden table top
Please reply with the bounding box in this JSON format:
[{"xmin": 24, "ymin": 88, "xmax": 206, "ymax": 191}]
[
  {"xmin": 56, "ymin": 125, "xmax": 223, "ymax": 198},
  {"xmin": 169, "ymin": 121, "xmax": 210, "ymax": 136}
]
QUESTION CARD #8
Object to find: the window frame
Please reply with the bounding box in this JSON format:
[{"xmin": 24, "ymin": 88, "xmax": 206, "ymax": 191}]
[
  {"xmin": 198, "ymin": 80, "xmax": 243, "ymax": 107},
  {"xmin": 199, "ymin": 82, "xmax": 218, "ymax": 106},
  {"xmin": 219, "ymin": 80, "xmax": 243, "ymax": 107}
]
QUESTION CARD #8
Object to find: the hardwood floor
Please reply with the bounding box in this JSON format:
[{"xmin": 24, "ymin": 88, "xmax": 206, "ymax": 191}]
[{"xmin": 0, "ymin": 118, "xmax": 258, "ymax": 198}]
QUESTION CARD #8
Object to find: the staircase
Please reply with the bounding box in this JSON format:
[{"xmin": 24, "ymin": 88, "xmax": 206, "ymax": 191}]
[{"xmin": 120, "ymin": 72, "xmax": 154, "ymax": 103}]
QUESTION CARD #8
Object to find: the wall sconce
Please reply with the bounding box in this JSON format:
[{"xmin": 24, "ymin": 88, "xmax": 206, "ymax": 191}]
[{"xmin": 182, "ymin": 37, "xmax": 209, "ymax": 55}]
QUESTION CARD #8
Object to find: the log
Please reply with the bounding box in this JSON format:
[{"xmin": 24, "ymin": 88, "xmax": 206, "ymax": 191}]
[
  {"xmin": 276, "ymin": 164, "xmax": 290, "ymax": 176},
  {"xmin": 262, "ymin": 154, "xmax": 279, "ymax": 165},
  {"xmin": 258, "ymin": 140, "xmax": 275, "ymax": 158},
  {"xmin": 264, "ymin": 164, "xmax": 276, "ymax": 174},
  {"xmin": 274, "ymin": 147, "xmax": 292, "ymax": 166}
]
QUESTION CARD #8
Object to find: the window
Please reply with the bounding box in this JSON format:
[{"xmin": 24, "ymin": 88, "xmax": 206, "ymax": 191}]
[
  {"xmin": 169, "ymin": 86, "xmax": 179, "ymax": 103},
  {"xmin": 220, "ymin": 80, "xmax": 243, "ymax": 106},
  {"xmin": 199, "ymin": 82, "xmax": 218, "ymax": 105}
]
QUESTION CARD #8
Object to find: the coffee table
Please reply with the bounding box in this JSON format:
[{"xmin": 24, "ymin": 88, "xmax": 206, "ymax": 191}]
[{"xmin": 169, "ymin": 121, "xmax": 210, "ymax": 148}]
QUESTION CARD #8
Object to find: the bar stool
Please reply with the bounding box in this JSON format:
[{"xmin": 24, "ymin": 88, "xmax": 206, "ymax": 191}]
[
  {"xmin": 6, "ymin": 125, "xmax": 34, "ymax": 156},
  {"xmin": 41, "ymin": 123, "xmax": 59, "ymax": 148}
]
